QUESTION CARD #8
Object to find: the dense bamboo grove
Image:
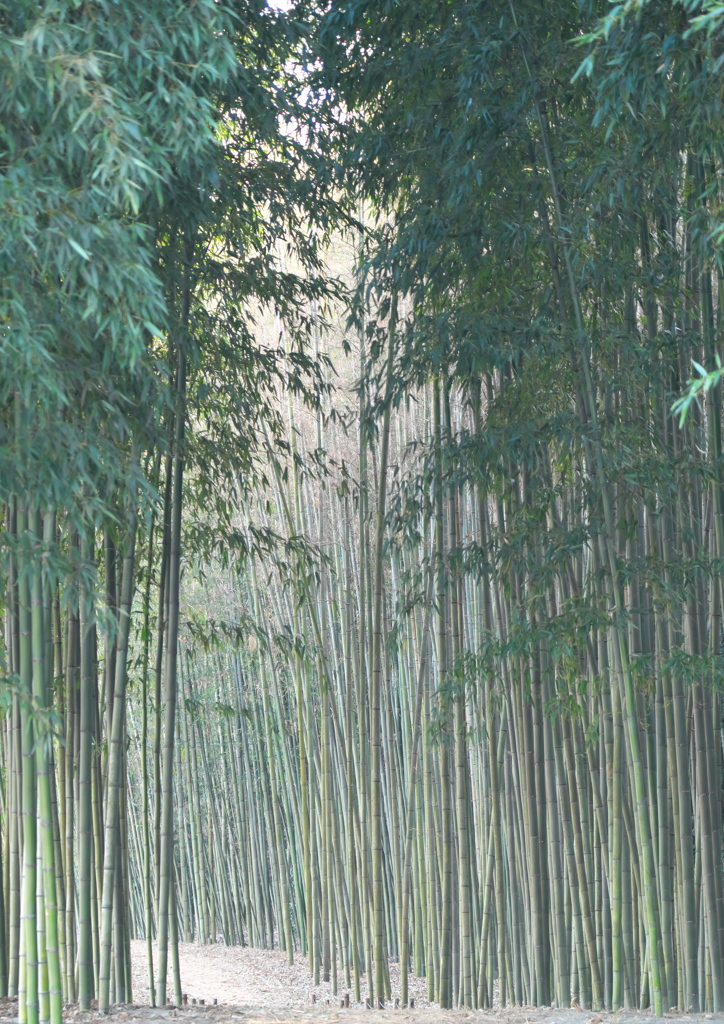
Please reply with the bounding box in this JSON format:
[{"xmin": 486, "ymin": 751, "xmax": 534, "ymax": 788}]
[
  {"xmin": 4, "ymin": 0, "xmax": 724, "ymax": 1020},
  {"xmin": 132, "ymin": 304, "xmax": 724, "ymax": 1016}
]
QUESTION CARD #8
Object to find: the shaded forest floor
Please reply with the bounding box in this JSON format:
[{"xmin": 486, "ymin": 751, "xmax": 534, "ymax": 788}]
[
  {"xmin": 83, "ymin": 941, "xmax": 724, "ymax": 1024},
  {"xmin": 2, "ymin": 941, "xmax": 723, "ymax": 1024},
  {"xmin": 64, "ymin": 1003, "xmax": 724, "ymax": 1024}
]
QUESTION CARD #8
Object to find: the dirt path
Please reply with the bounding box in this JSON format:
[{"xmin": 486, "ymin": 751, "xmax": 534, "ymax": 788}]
[{"xmin": 129, "ymin": 941, "xmax": 430, "ymax": 1010}]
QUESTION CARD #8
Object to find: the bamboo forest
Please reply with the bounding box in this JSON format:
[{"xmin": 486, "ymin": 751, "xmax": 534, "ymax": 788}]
[{"xmin": 7, "ymin": 0, "xmax": 724, "ymax": 1022}]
